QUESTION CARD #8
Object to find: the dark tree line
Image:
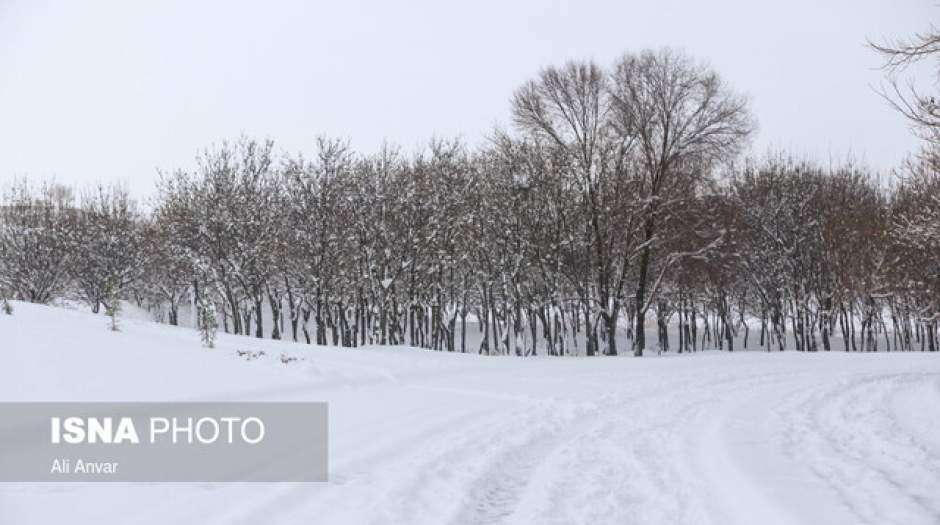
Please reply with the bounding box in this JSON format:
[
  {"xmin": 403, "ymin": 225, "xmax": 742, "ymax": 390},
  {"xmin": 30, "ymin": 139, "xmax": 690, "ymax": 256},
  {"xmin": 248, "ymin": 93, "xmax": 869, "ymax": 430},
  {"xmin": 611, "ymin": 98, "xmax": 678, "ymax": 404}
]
[{"xmin": 1, "ymin": 47, "xmax": 938, "ymax": 354}]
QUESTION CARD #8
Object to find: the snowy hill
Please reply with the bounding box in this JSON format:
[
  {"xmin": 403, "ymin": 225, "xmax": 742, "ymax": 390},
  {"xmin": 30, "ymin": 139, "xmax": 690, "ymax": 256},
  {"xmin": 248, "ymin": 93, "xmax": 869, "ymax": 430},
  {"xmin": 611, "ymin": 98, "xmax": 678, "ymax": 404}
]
[{"xmin": 2, "ymin": 302, "xmax": 939, "ymax": 524}]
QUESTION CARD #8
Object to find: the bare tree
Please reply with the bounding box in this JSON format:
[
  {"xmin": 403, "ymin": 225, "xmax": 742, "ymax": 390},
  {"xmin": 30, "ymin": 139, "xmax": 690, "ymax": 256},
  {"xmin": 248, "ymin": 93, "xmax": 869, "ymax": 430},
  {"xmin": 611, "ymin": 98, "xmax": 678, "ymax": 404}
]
[
  {"xmin": 872, "ymin": 25, "xmax": 940, "ymax": 143},
  {"xmin": 141, "ymin": 208, "xmax": 193, "ymax": 325},
  {"xmin": 70, "ymin": 184, "xmax": 147, "ymax": 313},
  {"xmin": 511, "ymin": 60, "xmax": 641, "ymax": 356},
  {"xmin": 609, "ymin": 48, "xmax": 754, "ymax": 355},
  {"xmin": 0, "ymin": 181, "xmax": 78, "ymax": 305}
]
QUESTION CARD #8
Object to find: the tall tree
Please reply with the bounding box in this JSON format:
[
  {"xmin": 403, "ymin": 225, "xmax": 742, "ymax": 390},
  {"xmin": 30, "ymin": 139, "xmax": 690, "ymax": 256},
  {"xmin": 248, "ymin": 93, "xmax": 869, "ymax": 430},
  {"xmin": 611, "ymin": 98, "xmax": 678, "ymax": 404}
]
[{"xmin": 609, "ymin": 48, "xmax": 754, "ymax": 355}]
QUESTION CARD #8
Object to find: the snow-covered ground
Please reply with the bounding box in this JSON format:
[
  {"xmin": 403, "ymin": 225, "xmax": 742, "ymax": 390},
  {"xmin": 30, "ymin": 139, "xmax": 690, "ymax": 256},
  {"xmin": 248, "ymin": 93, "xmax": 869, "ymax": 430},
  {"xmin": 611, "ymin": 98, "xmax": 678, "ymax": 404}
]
[{"xmin": 2, "ymin": 301, "xmax": 939, "ymax": 524}]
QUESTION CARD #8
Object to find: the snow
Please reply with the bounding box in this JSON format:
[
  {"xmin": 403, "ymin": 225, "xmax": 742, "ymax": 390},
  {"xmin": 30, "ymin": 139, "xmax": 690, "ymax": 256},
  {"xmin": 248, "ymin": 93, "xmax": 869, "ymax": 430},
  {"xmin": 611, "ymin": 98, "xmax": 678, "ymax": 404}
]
[{"xmin": 2, "ymin": 301, "xmax": 940, "ymax": 524}]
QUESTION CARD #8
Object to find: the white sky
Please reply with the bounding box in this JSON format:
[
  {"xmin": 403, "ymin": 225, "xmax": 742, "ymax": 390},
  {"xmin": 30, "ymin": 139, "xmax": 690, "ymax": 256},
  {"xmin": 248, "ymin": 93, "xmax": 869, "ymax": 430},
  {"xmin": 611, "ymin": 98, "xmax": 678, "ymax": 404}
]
[{"xmin": 0, "ymin": 1, "xmax": 934, "ymax": 196}]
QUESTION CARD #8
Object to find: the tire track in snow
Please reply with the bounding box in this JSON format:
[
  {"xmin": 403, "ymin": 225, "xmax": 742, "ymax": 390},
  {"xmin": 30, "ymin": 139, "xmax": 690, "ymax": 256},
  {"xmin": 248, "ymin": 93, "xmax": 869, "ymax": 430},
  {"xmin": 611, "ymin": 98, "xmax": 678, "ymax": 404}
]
[
  {"xmin": 191, "ymin": 400, "xmax": 502, "ymax": 525},
  {"xmin": 768, "ymin": 369, "xmax": 940, "ymax": 525},
  {"xmin": 360, "ymin": 398, "xmax": 570, "ymax": 525},
  {"xmin": 505, "ymin": 367, "xmax": 799, "ymax": 525},
  {"xmin": 447, "ymin": 398, "xmax": 601, "ymax": 525},
  {"xmin": 803, "ymin": 372, "xmax": 940, "ymax": 524},
  {"xmin": 448, "ymin": 370, "xmax": 775, "ymax": 525},
  {"xmin": 225, "ymin": 380, "xmax": 570, "ymax": 525}
]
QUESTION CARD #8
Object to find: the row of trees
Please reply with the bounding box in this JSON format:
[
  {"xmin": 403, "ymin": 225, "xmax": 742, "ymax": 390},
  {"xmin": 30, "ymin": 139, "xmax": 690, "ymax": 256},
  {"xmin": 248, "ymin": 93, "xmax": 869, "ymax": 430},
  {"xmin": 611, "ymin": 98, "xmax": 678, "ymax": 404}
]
[{"xmin": 1, "ymin": 48, "xmax": 938, "ymax": 355}]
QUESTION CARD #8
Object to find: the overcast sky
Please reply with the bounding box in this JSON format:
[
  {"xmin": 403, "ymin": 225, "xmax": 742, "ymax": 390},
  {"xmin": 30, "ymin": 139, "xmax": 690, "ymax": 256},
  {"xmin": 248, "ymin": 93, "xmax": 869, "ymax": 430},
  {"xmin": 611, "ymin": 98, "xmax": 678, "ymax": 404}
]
[{"xmin": 0, "ymin": 1, "xmax": 934, "ymax": 196}]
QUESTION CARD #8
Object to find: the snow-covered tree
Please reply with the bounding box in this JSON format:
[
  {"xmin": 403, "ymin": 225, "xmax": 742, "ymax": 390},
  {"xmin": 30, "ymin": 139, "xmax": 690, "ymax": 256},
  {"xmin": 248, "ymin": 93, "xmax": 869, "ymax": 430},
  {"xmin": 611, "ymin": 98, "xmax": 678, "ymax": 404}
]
[
  {"xmin": 70, "ymin": 184, "xmax": 147, "ymax": 313},
  {"xmin": 0, "ymin": 181, "xmax": 78, "ymax": 304},
  {"xmin": 608, "ymin": 48, "xmax": 754, "ymax": 355},
  {"xmin": 197, "ymin": 297, "xmax": 218, "ymax": 349}
]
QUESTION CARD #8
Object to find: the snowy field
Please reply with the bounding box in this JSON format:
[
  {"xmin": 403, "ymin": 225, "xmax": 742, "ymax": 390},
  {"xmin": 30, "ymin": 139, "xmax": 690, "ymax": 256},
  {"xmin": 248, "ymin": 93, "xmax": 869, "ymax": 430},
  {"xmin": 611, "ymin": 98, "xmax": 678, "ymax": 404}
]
[{"xmin": 2, "ymin": 302, "xmax": 939, "ymax": 525}]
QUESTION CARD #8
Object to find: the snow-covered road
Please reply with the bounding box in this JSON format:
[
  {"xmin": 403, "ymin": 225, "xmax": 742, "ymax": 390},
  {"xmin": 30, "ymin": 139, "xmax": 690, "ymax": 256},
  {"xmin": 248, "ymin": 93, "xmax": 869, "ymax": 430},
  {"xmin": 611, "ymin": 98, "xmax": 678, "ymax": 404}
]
[{"xmin": 2, "ymin": 302, "xmax": 939, "ymax": 524}]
